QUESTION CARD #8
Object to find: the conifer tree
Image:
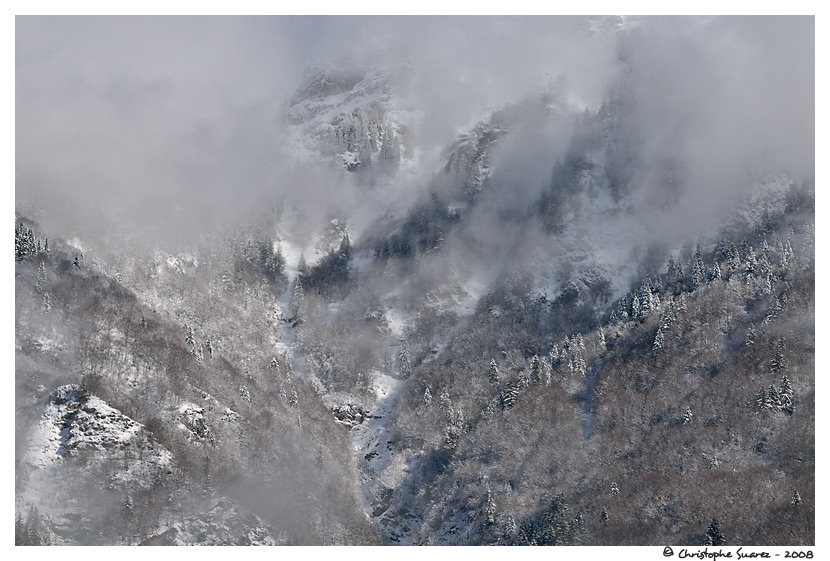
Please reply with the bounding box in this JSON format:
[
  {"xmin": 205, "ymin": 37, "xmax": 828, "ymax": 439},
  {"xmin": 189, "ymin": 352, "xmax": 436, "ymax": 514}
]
[
  {"xmin": 683, "ymin": 407, "xmax": 693, "ymax": 424},
  {"xmin": 504, "ymin": 514, "xmax": 516, "ymax": 541},
  {"xmin": 488, "ymin": 358, "xmax": 500, "ymax": 384},
  {"xmin": 692, "ymin": 245, "xmax": 705, "ymax": 288},
  {"xmin": 529, "ymin": 355, "xmax": 540, "ymax": 384},
  {"xmin": 36, "ymin": 261, "xmax": 47, "ymax": 287},
  {"xmin": 779, "ymin": 375, "xmax": 794, "ymax": 414},
  {"xmin": 767, "ymin": 384, "xmax": 782, "ymax": 411},
  {"xmin": 631, "ymin": 295, "xmax": 641, "ymax": 319},
  {"xmin": 652, "ymin": 328, "xmax": 665, "ymax": 356},
  {"xmin": 550, "ymin": 343, "xmax": 561, "ymax": 365},
  {"xmin": 398, "ymin": 337, "xmax": 412, "ymax": 378},
  {"xmin": 500, "ymin": 382, "xmax": 519, "ymax": 409},
  {"xmin": 674, "ymin": 261, "xmax": 685, "ymax": 292},
  {"xmin": 791, "ymin": 490, "xmax": 802, "ymax": 505},
  {"xmin": 756, "ymin": 387, "xmax": 769, "ymax": 409},
  {"xmin": 542, "ymin": 357, "xmax": 552, "ymax": 386},
  {"xmin": 703, "ymin": 518, "xmax": 725, "ymax": 546},
  {"xmin": 770, "ymin": 339, "xmax": 786, "ymax": 373},
  {"xmin": 423, "ymin": 386, "xmax": 433, "ymax": 406},
  {"xmin": 290, "ymin": 276, "xmax": 306, "ymax": 323},
  {"xmin": 185, "ymin": 325, "xmax": 196, "ymax": 353},
  {"xmin": 744, "ymin": 249, "xmax": 757, "ymax": 284},
  {"xmin": 617, "ymin": 297, "xmax": 629, "ymax": 320},
  {"xmin": 439, "ymin": 389, "xmax": 451, "ymax": 409},
  {"xmin": 15, "ymin": 223, "xmax": 36, "ymax": 261},
  {"xmin": 485, "ymin": 488, "xmax": 497, "ymax": 525},
  {"xmin": 572, "ymin": 347, "xmax": 586, "ymax": 377},
  {"xmin": 711, "ymin": 261, "xmax": 722, "ymax": 282}
]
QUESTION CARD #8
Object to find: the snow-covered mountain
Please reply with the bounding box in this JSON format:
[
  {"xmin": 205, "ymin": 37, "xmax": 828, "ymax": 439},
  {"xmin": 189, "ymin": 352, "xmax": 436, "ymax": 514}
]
[
  {"xmin": 16, "ymin": 16, "xmax": 814, "ymax": 546},
  {"xmin": 282, "ymin": 60, "xmax": 416, "ymax": 174}
]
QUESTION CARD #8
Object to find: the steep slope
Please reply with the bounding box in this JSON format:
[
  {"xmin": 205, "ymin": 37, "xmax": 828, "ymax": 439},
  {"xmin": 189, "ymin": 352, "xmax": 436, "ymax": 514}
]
[
  {"xmin": 17, "ymin": 384, "xmax": 280, "ymax": 545},
  {"xmin": 14, "ymin": 226, "xmax": 381, "ymax": 545},
  {"xmin": 371, "ymin": 177, "xmax": 814, "ymax": 545},
  {"xmin": 282, "ymin": 60, "xmax": 415, "ymax": 174},
  {"xmin": 15, "ymin": 25, "xmax": 814, "ymax": 546}
]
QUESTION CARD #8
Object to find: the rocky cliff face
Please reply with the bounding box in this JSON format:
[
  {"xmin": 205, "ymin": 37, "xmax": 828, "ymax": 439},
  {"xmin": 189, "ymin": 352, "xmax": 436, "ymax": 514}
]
[{"xmin": 283, "ymin": 62, "xmax": 413, "ymax": 174}]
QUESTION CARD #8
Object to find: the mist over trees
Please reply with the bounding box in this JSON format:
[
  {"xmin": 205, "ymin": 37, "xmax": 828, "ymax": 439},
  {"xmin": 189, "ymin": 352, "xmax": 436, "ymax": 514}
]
[{"xmin": 15, "ymin": 15, "xmax": 813, "ymax": 547}]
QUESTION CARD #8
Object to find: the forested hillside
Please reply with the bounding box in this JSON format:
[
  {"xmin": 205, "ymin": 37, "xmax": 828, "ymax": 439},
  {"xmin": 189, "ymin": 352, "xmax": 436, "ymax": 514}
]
[{"xmin": 15, "ymin": 15, "xmax": 814, "ymax": 546}]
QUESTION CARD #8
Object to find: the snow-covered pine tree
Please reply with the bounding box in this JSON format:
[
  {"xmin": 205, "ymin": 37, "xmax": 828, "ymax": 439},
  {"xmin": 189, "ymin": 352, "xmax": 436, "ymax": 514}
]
[
  {"xmin": 674, "ymin": 261, "xmax": 685, "ymax": 292},
  {"xmin": 639, "ymin": 282, "xmax": 653, "ymax": 317},
  {"xmin": 185, "ymin": 325, "xmax": 196, "ymax": 354},
  {"xmin": 711, "ymin": 261, "xmax": 722, "ymax": 282},
  {"xmin": 728, "ymin": 242, "xmax": 741, "ymax": 270},
  {"xmin": 15, "ymin": 223, "xmax": 36, "ymax": 261},
  {"xmin": 423, "ymin": 386, "xmax": 433, "ymax": 406},
  {"xmin": 767, "ymin": 384, "xmax": 782, "ymax": 411},
  {"xmin": 485, "ymin": 487, "xmax": 497, "ymax": 525},
  {"xmin": 529, "ymin": 354, "xmax": 540, "ymax": 384},
  {"xmin": 631, "ymin": 295, "xmax": 641, "ymax": 320},
  {"xmin": 755, "ymin": 387, "xmax": 769, "ymax": 409},
  {"xmin": 542, "ymin": 356, "xmax": 553, "ymax": 386},
  {"xmin": 398, "ymin": 337, "xmax": 412, "ymax": 378},
  {"xmin": 744, "ymin": 249, "xmax": 757, "ymax": 284},
  {"xmin": 770, "ymin": 339, "xmax": 787, "ymax": 373},
  {"xmin": 488, "ymin": 358, "xmax": 500, "ymax": 384},
  {"xmin": 36, "ymin": 261, "xmax": 46, "ymax": 288},
  {"xmin": 703, "ymin": 518, "xmax": 725, "ymax": 546},
  {"xmin": 652, "ymin": 328, "xmax": 665, "ymax": 356},
  {"xmin": 550, "ymin": 344, "xmax": 561, "ymax": 367},
  {"xmin": 617, "ymin": 297, "xmax": 629, "ymax": 320},
  {"xmin": 572, "ymin": 347, "xmax": 586, "ymax": 377},
  {"xmin": 683, "ymin": 407, "xmax": 693, "ymax": 424},
  {"xmin": 692, "ymin": 245, "xmax": 705, "ymax": 288},
  {"xmin": 290, "ymin": 276, "xmax": 306, "ymax": 323},
  {"xmin": 503, "ymin": 514, "xmax": 516, "ymax": 542},
  {"xmin": 500, "ymin": 382, "xmax": 519, "ymax": 409},
  {"xmin": 779, "ymin": 375, "xmax": 794, "ymax": 414}
]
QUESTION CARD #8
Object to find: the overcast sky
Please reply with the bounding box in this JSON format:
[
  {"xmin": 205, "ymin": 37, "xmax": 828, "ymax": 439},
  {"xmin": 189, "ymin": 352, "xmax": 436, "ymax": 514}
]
[{"xmin": 15, "ymin": 16, "xmax": 814, "ymax": 251}]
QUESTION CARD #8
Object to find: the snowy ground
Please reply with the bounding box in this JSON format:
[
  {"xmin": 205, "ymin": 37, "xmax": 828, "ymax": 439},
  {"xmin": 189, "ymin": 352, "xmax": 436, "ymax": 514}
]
[{"xmin": 347, "ymin": 368, "xmax": 420, "ymax": 543}]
